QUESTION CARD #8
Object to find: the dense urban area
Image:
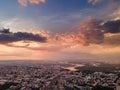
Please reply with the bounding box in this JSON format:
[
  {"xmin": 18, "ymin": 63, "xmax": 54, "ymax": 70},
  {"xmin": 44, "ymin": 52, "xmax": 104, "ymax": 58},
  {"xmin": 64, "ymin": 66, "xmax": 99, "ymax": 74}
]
[{"xmin": 0, "ymin": 61, "xmax": 120, "ymax": 90}]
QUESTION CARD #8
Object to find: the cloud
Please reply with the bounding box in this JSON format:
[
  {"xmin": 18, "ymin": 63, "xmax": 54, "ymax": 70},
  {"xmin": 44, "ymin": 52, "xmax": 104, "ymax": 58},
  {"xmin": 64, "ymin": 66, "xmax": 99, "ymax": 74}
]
[
  {"xmin": 78, "ymin": 18, "xmax": 104, "ymax": 45},
  {"xmin": 111, "ymin": 8, "xmax": 120, "ymax": 20},
  {"xmin": 55, "ymin": 18, "xmax": 120, "ymax": 46},
  {"xmin": 0, "ymin": 29, "xmax": 47, "ymax": 44},
  {"xmin": 57, "ymin": 18, "xmax": 104, "ymax": 45},
  {"xmin": 1, "ymin": 18, "xmax": 120, "ymax": 52},
  {"xmin": 55, "ymin": 33, "xmax": 86, "ymax": 46},
  {"xmin": 18, "ymin": 0, "xmax": 46, "ymax": 6},
  {"xmin": 88, "ymin": 0, "xmax": 103, "ymax": 5},
  {"xmin": 79, "ymin": 18, "xmax": 120, "ymax": 45},
  {"xmin": 79, "ymin": 18, "xmax": 120, "ymax": 44},
  {"xmin": 103, "ymin": 33, "xmax": 120, "ymax": 46},
  {"xmin": 18, "ymin": 0, "xmax": 27, "ymax": 7},
  {"xmin": 29, "ymin": 0, "xmax": 46, "ymax": 4},
  {"xmin": 103, "ymin": 20, "xmax": 120, "ymax": 33}
]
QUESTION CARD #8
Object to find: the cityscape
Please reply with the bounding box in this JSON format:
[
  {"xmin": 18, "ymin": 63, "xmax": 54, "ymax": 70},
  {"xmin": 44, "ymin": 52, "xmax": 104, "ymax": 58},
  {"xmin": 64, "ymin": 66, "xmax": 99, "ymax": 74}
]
[{"xmin": 0, "ymin": 61, "xmax": 120, "ymax": 90}]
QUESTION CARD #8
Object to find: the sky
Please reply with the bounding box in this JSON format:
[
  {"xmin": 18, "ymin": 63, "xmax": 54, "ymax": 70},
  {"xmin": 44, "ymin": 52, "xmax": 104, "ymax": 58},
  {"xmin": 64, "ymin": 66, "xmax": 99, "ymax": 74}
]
[{"xmin": 0, "ymin": 0, "xmax": 120, "ymax": 62}]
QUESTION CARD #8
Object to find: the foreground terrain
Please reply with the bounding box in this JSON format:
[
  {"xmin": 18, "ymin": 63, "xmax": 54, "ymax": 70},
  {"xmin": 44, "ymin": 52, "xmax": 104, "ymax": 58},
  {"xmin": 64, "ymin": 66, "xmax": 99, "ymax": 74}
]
[{"xmin": 0, "ymin": 60, "xmax": 120, "ymax": 90}]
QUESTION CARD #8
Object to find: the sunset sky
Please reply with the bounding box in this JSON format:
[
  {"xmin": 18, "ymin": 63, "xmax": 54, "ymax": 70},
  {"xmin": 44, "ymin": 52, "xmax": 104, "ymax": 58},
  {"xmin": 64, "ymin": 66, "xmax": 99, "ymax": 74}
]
[{"xmin": 0, "ymin": 0, "xmax": 120, "ymax": 62}]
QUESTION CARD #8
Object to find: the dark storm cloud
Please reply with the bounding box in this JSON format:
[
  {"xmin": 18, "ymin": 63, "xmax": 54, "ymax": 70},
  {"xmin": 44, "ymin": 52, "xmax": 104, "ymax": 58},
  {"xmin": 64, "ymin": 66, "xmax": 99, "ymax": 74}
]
[
  {"xmin": 0, "ymin": 29, "xmax": 47, "ymax": 44},
  {"xmin": 0, "ymin": 29, "xmax": 10, "ymax": 33},
  {"xmin": 103, "ymin": 20, "xmax": 120, "ymax": 33},
  {"xmin": 102, "ymin": 20, "xmax": 120, "ymax": 46}
]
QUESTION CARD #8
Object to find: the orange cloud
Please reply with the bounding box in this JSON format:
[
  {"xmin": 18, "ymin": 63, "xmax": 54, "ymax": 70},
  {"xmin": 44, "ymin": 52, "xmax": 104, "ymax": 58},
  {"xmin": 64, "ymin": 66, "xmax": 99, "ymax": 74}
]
[
  {"xmin": 18, "ymin": 0, "xmax": 46, "ymax": 6},
  {"xmin": 55, "ymin": 33, "xmax": 86, "ymax": 46},
  {"xmin": 29, "ymin": 0, "xmax": 46, "ymax": 4}
]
